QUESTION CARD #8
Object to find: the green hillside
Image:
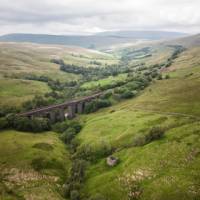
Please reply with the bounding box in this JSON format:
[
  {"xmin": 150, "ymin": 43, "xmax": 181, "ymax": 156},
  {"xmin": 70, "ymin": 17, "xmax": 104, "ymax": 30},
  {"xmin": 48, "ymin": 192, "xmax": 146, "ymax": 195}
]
[
  {"xmin": 75, "ymin": 43, "xmax": 200, "ymax": 199},
  {"xmin": 0, "ymin": 42, "xmax": 118, "ymax": 107}
]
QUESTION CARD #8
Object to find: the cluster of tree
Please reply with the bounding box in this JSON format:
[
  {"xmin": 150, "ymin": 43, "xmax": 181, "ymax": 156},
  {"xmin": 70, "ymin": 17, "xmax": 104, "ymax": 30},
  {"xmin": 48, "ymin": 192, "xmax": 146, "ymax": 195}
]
[
  {"xmin": 84, "ymin": 99, "xmax": 112, "ymax": 114},
  {"xmin": 55, "ymin": 119, "xmax": 111, "ymax": 200},
  {"xmin": 22, "ymin": 95, "xmax": 53, "ymax": 111},
  {"xmin": 165, "ymin": 45, "xmax": 186, "ymax": 68},
  {"xmin": 51, "ymin": 59, "xmax": 132, "ymax": 80},
  {"xmin": 0, "ymin": 114, "xmax": 50, "ymax": 132},
  {"xmin": 24, "ymin": 74, "xmax": 78, "ymax": 91},
  {"xmin": 112, "ymin": 74, "xmax": 152, "ymax": 100},
  {"xmin": 52, "ymin": 120, "xmax": 86, "ymax": 200},
  {"xmin": 0, "ymin": 106, "xmax": 18, "ymax": 118},
  {"xmin": 63, "ymin": 159, "xmax": 87, "ymax": 200}
]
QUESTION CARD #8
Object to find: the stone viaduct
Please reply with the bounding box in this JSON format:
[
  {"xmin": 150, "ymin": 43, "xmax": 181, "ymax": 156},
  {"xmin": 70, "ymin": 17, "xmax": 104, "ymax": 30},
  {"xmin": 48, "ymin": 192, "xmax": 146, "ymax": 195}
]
[{"xmin": 18, "ymin": 93, "xmax": 102, "ymax": 122}]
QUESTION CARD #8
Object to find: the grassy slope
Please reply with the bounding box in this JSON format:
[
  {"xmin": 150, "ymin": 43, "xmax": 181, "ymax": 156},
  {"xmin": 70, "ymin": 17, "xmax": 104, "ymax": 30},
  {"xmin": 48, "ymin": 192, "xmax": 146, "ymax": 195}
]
[
  {"xmin": 0, "ymin": 78, "xmax": 51, "ymax": 107},
  {"xmin": 0, "ymin": 42, "xmax": 118, "ymax": 107},
  {"xmin": 0, "ymin": 42, "xmax": 118, "ymax": 80},
  {"xmin": 0, "ymin": 130, "xmax": 70, "ymax": 200},
  {"xmin": 77, "ymin": 46, "xmax": 200, "ymax": 199},
  {"xmin": 81, "ymin": 73, "xmax": 127, "ymax": 90}
]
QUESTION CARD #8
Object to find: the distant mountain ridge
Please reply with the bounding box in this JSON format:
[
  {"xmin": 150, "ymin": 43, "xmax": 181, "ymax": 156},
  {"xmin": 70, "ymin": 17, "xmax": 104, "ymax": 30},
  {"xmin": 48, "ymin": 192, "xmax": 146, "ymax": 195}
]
[{"xmin": 0, "ymin": 31, "xmax": 188, "ymax": 49}]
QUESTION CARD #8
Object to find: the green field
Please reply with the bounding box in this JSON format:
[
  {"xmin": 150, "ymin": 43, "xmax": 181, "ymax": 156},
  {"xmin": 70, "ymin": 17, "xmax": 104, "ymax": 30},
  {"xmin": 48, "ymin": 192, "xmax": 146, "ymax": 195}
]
[
  {"xmin": 81, "ymin": 73, "xmax": 127, "ymax": 90},
  {"xmin": 0, "ymin": 130, "xmax": 71, "ymax": 200},
  {"xmin": 0, "ymin": 78, "xmax": 51, "ymax": 107},
  {"xmin": 0, "ymin": 42, "xmax": 119, "ymax": 107}
]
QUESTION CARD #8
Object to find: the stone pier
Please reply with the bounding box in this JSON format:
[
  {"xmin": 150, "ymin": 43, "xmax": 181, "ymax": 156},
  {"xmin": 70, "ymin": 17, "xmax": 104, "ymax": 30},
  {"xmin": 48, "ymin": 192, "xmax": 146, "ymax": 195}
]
[
  {"xmin": 58, "ymin": 109, "xmax": 65, "ymax": 121},
  {"xmin": 68, "ymin": 104, "xmax": 76, "ymax": 119},
  {"xmin": 77, "ymin": 102, "xmax": 84, "ymax": 114},
  {"xmin": 49, "ymin": 112, "xmax": 56, "ymax": 122}
]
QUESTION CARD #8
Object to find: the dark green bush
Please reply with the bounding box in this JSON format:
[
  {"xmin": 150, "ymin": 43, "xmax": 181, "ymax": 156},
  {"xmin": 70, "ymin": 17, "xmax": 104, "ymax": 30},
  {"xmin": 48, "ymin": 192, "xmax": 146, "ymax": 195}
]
[
  {"xmin": 120, "ymin": 90, "xmax": 134, "ymax": 99},
  {"xmin": 133, "ymin": 135, "xmax": 147, "ymax": 146},
  {"xmin": 0, "ymin": 117, "xmax": 9, "ymax": 130},
  {"xmin": 13, "ymin": 117, "xmax": 50, "ymax": 132},
  {"xmin": 70, "ymin": 190, "xmax": 80, "ymax": 200},
  {"xmin": 146, "ymin": 126, "xmax": 165, "ymax": 142},
  {"xmin": 69, "ymin": 121, "xmax": 82, "ymax": 133},
  {"xmin": 84, "ymin": 99, "xmax": 111, "ymax": 114},
  {"xmin": 70, "ymin": 159, "xmax": 87, "ymax": 183},
  {"xmin": 157, "ymin": 74, "xmax": 163, "ymax": 80},
  {"xmin": 31, "ymin": 157, "xmax": 64, "ymax": 171},
  {"xmin": 52, "ymin": 121, "xmax": 69, "ymax": 133},
  {"xmin": 165, "ymin": 74, "xmax": 170, "ymax": 79}
]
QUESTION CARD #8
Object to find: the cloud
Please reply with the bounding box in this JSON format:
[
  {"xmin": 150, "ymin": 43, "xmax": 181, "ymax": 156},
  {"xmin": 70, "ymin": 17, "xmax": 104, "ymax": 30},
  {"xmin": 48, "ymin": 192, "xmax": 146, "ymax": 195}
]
[{"xmin": 0, "ymin": 0, "xmax": 199, "ymax": 35}]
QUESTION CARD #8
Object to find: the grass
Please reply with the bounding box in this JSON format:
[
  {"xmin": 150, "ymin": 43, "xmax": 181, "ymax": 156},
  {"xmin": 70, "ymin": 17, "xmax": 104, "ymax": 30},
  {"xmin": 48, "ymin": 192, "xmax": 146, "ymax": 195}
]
[
  {"xmin": 76, "ymin": 45, "xmax": 200, "ymax": 199},
  {"xmin": 0, "ymin": 42, "xmax": 118, "ymax": 81},
  {"xmin": 0, "ymin": 42, "xmax": 119, "ymax": 107},
  {"xmin": 0, "ymin": 78, "xmax": 51, "ymax": 107},
  {"xmin": 81, "ymin": 73, "xmax": 127, "ymax": 90},
  {"xmin": 0, "ymin": 130, "xmax": 71, "ymax": 200},
  {"xmin": 118, "ymin": 44, "xmax": 174, "ymax": 67},
  {"xmin": 82, "ymin": 121, "xmax": 200, "ymax": 200}
]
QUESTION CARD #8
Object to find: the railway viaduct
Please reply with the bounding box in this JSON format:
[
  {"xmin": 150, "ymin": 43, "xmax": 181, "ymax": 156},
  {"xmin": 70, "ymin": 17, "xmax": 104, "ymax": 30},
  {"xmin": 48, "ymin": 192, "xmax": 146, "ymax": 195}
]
[{"xmin": 18, "ymin": 93, "xmax": 102, "ymax": 122}]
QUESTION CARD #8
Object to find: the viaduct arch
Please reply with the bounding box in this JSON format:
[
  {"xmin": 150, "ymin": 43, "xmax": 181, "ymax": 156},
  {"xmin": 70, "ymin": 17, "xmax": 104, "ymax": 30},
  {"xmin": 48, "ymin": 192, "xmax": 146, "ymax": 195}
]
[{"xmin": 18, "ymin": 93, "xmax": 102, "ymax": 122}]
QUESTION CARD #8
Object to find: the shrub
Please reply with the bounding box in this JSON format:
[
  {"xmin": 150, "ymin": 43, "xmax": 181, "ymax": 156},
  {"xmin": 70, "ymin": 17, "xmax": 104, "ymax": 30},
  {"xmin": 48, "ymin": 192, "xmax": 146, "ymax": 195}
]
[
  {"xmin": 63, "ymin": 184, "xmax": 71, "ymax": 198},
  {"xmin": 0, "ymin": 117, "xmax": 9, "ymax": 130},
  {"xmin": 120, "ymin": 90, "xmax": 134, "ymax": 99},
  {"xmin": 165, "ymin": 74, "xmax": 170, "ymax": 79},
  {"xmin": 157, "ymin": 74, "xmax": 163, "ymax": 80},
  {"xmin": 145, "ymin": 126, "xmax": 165, "ymax": 142},
  {"xmin": 13, "ymin": 117, "xmax": 50, "ymax": 132},
  {"xmin": 101, "ymin": 91, "xmax": 112, "ymax": 99},
  {"xmin": 60, "ymin": 128, "xmax": 77, "ymax": 144},
  {"xmin": 84, "ymin": 101, "xmax": 98, "ymax": 114},
  {"xmin": 70, "ymin": 190, "xmax": 80, "ymax": 200},
  {"xmin": 84, "ymin": 99, "xmax": 111, "ymax": 114},
  {"xmin": 133, "ymin": 135, "xmax": 147, "ymax": 146},
  {"xmin": 69, "ymin": 121, "xmax": 82, "ymax": 133},
  {"xmin": 52, "ymin": 121, "xmax": 69, "ymax": 133},
  {"xmin": 31, "ymin": 157, "xmax": 64, "ymax": 171},
  {"xmin": 70, "ymin": 159, "xmax": 87, "ymax": 183}
]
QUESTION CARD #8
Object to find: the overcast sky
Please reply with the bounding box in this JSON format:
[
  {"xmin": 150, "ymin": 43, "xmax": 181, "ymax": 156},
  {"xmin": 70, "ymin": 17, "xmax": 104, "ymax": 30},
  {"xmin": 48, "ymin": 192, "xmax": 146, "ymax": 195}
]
[{"xmin": 0, "ymin": 0, "xmax": 199, "ymax": 35}]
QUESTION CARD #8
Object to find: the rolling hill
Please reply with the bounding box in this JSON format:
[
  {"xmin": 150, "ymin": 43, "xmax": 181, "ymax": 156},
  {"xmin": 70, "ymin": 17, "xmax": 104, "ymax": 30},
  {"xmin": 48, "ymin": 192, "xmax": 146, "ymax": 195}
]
[
  {"xmin": 0, "ymin": 42, "xmax": 118, "ymax": 107},
  {"xmin": 74, "ymin": 34, "xmax": 200, "ymax": 200},
  {"xmin": 0, "ymin": 31, "xmax": 187, "ymax": 49}
]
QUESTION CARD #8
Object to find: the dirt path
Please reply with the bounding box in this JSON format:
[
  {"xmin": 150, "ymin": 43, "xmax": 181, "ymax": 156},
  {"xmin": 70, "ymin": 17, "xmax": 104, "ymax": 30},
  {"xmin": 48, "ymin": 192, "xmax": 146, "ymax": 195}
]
[{"xmin": 131, "ymin": 106, "xmax": 200, "ymax": 120}]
